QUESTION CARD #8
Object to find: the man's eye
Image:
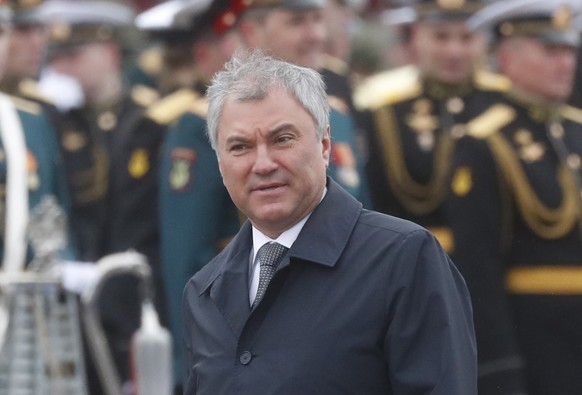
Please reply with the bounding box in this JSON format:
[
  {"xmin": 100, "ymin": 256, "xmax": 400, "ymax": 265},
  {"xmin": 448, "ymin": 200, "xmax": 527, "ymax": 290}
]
[
  {"xmin": 277, "ymin": 135, "xmax": 294, "ymax": 144},
  {"xmin": 229, "ymin": 144, "xmax": 248, "ymax": 153}
]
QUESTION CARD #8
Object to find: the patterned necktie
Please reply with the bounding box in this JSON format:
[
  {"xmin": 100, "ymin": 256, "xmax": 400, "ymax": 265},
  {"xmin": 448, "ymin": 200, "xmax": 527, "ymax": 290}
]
[{"xmin": 253, "ymin": 242, "xmax": 288, "ymax": 307}]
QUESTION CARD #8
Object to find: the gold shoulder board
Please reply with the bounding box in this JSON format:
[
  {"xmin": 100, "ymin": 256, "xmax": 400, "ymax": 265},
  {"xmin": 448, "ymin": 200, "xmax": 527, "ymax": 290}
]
[
  {"xmin": 323, "ymin": 54, "xmax": 349, "ymax": 76},
  {"xmin": 137, "ymin": 46, "xmax": 163, "ymax": 77},
  {"xmin": 146, "ymin": 88, "xmax": 201, "ymax": 125},
  {"xmin": 353, "ymin": 65, "xmax": 421, "ymax": 111},
  {"xmin": 560, "ymin": 105, "xmax": 582, "ymax": 124},
  {"xmin": 18, "ymin": 79, "xmax": 54, "ymax": 105},
  {"xmin": 190, "ymin": 95, "xmax": 208, "ymax": 119},
  {"xmin": 131, "ymin": 84, "xmax": 160, "ymax": 108},
  {"xmin": 9, "ymin": 95, "xmax": 42, "ymax": 115},
  {"xmin": 466, "ymin": 103, "xmax": 516, "ymax": 139},
  {"xmin": 474, "ymin": 69, "xmax": 512, "ymax": 92}
]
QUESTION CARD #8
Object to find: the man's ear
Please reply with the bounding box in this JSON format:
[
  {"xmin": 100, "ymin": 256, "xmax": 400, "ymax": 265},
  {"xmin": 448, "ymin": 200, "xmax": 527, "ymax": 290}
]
[{"xmin": 322, "ymin": 125, "xmax": 331, "ymax": 167}]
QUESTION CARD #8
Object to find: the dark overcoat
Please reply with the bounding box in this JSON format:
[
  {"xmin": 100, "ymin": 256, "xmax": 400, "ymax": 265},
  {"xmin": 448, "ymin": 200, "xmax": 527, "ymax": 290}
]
[{"xmin": 183, "ymin": 179, "xmax": 477, "ymax": 395}]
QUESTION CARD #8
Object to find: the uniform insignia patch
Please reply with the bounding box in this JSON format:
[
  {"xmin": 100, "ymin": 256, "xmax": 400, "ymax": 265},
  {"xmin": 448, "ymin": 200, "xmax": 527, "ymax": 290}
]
[
  {"xmin": 169, "ymin": 148, "xmax": 197, "ymax": 191},
  {"xmin": 331, "ymin": 143, "xmax": 360, "ymax": 188},
  {"xmin": 62, "ymin": 130, "xmax": 86, "ymax": 152},
  {"xmin": 27, "ymin": 151, "xmax": 40, "ymax": 191},
  {"xmin": 128, "ymin": 148, "xmax": 150, "ymax": 178},
  {"xmin": 452, "ymin": 166, "xmax": 472, "ymax": 197}
]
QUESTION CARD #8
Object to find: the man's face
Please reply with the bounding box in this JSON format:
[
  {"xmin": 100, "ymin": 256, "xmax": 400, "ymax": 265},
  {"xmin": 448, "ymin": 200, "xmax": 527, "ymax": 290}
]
[
  {"xmin": 216, "ymin": 87, "xmax": 331, "ymax": 238},
  {"xmin": 242, "ymin": 7, "xmax": 326, "ymax": 70},
  {"xmin": 52, "ymin": 41, "xmax": 118, "ymax": 96},
  {"xmin": 499, "ymin": 37, "xmax": 577, "ymax": 103},
  {"xmin": 411, "ymin": 20, "xmax": 485, "ymax": 84},
  {"xmin": 6, "ymin": 24, "xmax": 47, "ymax": 79}
]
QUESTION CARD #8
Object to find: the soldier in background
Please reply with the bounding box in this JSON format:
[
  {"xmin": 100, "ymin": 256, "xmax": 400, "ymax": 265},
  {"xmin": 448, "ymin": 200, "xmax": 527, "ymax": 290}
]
[
  {"xmin": 353, "ymin": 0, "xmax": 508, "ymax": 253},
  {"xmin": 139, "ymin": 0, "xmax": 244, "ymax": 392},
  {"xmin": 0, "ymin": 0, "xmax": 70, "ymax": 136},
  {"xmin": 129, "ymin": 0, "xmax": 200, "ymax": 97},
  {"xmin": 0, "ymin": 3, "xmax": 74, "ymax": 269},
  {"xmin": 237, "ymin": 0, "xmax": 371, "ymax": 206},
  {"xmin": 1, "ymin": 0, "xmax": 46, "ymax": 99},
  {"xmin": 41, "ymin": 1, "xmax": 168, "ymax": 391},
  {"xmin": 446, "ymin": 1, "xmax": 582, "ymax": 393}
]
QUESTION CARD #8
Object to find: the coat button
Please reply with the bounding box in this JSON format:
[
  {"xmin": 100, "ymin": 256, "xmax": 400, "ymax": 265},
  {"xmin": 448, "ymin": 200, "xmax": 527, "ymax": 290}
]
[{"xmin": 239, "ymin": 351, "xmax": 252, "ymax": 365}]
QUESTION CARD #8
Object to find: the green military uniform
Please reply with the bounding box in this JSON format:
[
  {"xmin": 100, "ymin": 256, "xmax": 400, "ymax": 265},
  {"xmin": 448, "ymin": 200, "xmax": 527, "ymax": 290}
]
[
  {"xmin": 447, "ymin": 1, "xmax": 582, "ymax": 394},
  {"xmin": 322, "ymin": 55, "xmax": 372, "ymax": 207},
  {"xmin": 0, "ymin": 95, "xmax": 73, "ymax": 263},
  {"xmin": 0, "ymin": 78, "xmax": 67, "ymax": 134},
  {"xmin": 137, "ymin": 0, "xmax": 245, "ymax": 390},
  {"xmin": 327, "ymin": 102, "xmax": 371, "ymax": 207},
  {"xmin": 156, "ymin": 86, "xmax": 241, "ymax": 389},
  {"xmin": 355, "ymin": 64, "xmax": 509, "ymax": 252}
]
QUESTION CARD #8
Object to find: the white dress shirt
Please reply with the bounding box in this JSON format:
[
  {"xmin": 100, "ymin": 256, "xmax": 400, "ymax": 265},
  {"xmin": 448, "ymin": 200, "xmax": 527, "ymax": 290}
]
[{"xmin": 248, "ymin": 188, "xmax": 326, "ymax": 305}]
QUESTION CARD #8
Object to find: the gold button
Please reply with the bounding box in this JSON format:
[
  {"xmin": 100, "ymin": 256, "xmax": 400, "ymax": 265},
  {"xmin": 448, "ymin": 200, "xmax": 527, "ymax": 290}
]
[
  {"xmin": 98, "ymin": 111, "xmax": 117, "ymax": 131},
  {"xmin": 567, "ymin": 154, "xmax": 581, "ymax": 170},
  {"xmin": 446, "ymin": 97, "xmax": 464, "ymax": 114}
]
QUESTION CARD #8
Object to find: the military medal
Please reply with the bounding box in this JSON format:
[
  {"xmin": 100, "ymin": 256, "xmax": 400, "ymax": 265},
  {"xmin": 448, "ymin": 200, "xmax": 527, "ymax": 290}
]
[
  {"xmin": 27, "ymin": 151, "xmax": 40, "ymax": 191},
  {"xmin": 61, "ymin": 130, "xmax": 86, "ymax": 152},
  {"xmin": 407, "ymin": 99, "xmax": 438, "ymax": 152},
  {"xmin": 331, "ymin": 143, "xmax": 360, "ymax": 189},
  {"xmin": 128, "ymin": 148, "xmax": 150, "ymax": 178}
]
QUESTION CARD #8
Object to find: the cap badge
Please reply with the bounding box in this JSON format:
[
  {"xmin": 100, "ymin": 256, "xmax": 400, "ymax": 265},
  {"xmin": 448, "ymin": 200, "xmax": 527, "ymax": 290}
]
[
  {"xmin": 437, "ymin": 0, "xmax": 465, "ymax": 10},
  {"xmin": 552, "ymin": 4, "xmax": 572, "ymax": 31}
]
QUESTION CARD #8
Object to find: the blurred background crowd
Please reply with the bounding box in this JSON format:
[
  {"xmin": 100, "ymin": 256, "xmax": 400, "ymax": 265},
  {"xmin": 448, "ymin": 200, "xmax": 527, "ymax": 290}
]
[{"xmin": 0, "ymin": 0, "xmax": 581, "ymax": 394}]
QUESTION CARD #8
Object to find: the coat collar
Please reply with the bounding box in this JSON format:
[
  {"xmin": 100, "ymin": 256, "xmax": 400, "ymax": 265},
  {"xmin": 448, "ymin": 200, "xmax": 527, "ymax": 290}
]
[{"xmin": 198, "ymin": 178, "xmax": 363, "ymax": 335}]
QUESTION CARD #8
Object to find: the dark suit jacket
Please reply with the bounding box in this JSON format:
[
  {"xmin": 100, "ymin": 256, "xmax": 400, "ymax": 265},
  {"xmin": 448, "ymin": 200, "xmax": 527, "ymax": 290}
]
[{"xmin": 183, "ymin": 178, "xmax": 476, "ymax": 394}]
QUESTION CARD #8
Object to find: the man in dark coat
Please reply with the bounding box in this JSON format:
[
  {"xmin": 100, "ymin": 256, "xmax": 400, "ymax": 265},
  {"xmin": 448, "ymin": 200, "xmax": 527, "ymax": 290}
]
[{"xmin": 182, "ymin": 50, "xmax": 477, "ymax": 395}]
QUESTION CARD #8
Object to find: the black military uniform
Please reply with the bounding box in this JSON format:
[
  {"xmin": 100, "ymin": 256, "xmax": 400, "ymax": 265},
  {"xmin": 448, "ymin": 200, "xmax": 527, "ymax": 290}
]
[
  {"xmin": 42, "ymin": 2, "xmax": 169, "ymax": 391},
  {"xmin": 354, "ymin": 0, "xmax": 506, "ymax": 252},
  {"xmin": 447, "ymin": 1, "xmax": 582, "ymax": 394}
]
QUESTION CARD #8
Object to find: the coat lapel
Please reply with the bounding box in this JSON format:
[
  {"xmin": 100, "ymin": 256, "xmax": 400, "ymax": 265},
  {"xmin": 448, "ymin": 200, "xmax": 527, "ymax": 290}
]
[{"xmin": 207, "ymin": 222, "xmax": 253, "ymax": 338}]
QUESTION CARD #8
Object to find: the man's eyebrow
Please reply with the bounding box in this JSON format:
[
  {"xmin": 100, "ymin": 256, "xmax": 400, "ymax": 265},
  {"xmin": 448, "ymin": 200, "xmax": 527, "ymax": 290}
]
[
  {"xmin": 269, "ymin": 123, "xmax": 300, "ymax": 136},
  {"xmin": 224, "ymin": 134, "xmax": 251, "ymax": 145},
  {"xmin": 224, "ymin": 123, "xmax": 300, "ymax": 145}
]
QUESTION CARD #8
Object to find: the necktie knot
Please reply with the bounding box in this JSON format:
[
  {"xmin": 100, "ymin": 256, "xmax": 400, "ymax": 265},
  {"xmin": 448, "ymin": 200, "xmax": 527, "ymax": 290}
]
[
  {"xmin": 253, "ymin": 242, "xmax": 288, "ymax": 307},
  {"xmin": 258, "ymin": 242, "xmax": 288, "ymax": 268}
]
